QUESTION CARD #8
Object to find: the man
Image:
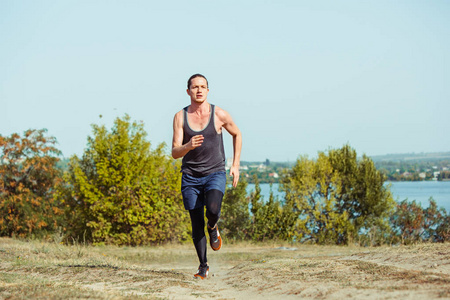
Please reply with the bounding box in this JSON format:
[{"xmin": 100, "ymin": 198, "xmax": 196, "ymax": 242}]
[{"xmin": 172, "ymin": 74, "xmax": 242, "ymax": 279}]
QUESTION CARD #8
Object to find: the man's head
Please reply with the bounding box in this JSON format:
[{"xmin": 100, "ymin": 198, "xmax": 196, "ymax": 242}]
[
  {"xmin": 187, "ymin": 74, "xmax": 209, "ymax": 103},
  {"xmin": 187, "ymin": 74, "xmax": 208, "ymax": 89}
]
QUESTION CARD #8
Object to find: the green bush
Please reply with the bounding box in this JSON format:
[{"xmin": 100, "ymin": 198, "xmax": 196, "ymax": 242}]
[
  {"xmin": 57, "ymin": 115, "xmax": 189, "ymax": 245},
  {"xmin": 281, "ymin": 145, "xmax": 395, "ymax": 245}
]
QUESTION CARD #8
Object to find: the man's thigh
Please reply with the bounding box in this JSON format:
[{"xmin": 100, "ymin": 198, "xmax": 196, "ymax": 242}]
[
  {"xmin": 204, "ymin": 171, "xmax": 226, "ymax": 195},
  {"xmin": 181, "ymin": 173, "xmax": 205, "ymax": 210}
]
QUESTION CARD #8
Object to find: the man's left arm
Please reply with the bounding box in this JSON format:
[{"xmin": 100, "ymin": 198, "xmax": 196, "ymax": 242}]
[{"xmin": 217, "ymin": 108, "xmax": 242, "ymax": 188}]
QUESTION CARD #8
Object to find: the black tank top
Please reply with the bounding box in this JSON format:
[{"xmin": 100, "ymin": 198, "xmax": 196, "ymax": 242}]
[{"xmin": 182, "ymin": 104, "xmax": 225, "ymax": 177}]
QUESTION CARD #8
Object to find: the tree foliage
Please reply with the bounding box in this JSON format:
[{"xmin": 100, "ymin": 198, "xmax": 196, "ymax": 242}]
[
  {"xmin": 248, "ymin": 177, "xmax": 299, "ymax": 242},
  {"xmin": 57, "ymin": 115, "xmax": 189, "ymax": 245},
  {"xmin": 281, "ymin": 144, "xmax": 395, "ymax": 245},
  {"xmin": 390, "ymin": 198, "xmax": 449, "ymax": 244},
  {"xmin": 221, "ymin": 175, "xmax": 299, "ymax": 243},
  {"xmin": 220, "ymin": 179, "xmax": 250, "ymax": 241},
  {"xmin": 249, "ymin": 177, "xmax": 276, "ymax": 241},
  {"xmin": 0, "ymin": 129, "xmax": 63, "ymax": 238}
]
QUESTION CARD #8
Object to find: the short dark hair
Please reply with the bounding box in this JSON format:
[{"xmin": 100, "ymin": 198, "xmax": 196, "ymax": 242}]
[{"xmin": 187, "ymin": 74, "xmax": 208, "ymax": 89}]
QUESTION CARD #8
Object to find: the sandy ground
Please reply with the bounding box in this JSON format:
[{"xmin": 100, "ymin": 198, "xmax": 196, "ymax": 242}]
[
  {"xmin": 131, "ymin": 243, "xmax": 450, "ymax": 299},
  {"xmin": 0, "ymin": 239, "xmax": 449, "ymax": 299}
]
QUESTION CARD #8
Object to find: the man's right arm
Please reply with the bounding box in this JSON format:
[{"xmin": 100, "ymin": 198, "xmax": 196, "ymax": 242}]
[{"xmin": 171, "ymin": 110, "xmax": 203, "ymax": 159}]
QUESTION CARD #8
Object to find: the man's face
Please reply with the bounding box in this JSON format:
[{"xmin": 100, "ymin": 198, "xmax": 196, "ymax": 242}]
[{"xmin": 187, "ymin": 77, "xmax": 209, "ymax": 103}]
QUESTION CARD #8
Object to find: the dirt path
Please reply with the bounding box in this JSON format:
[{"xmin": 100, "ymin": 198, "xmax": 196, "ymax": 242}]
[
  {"xmin": 0, "ymin": 239, "xmax": 449, "ymax": 299},
  {"xmin": 127, "ymin": 243, "xmax": 450, "ymax": 299}
]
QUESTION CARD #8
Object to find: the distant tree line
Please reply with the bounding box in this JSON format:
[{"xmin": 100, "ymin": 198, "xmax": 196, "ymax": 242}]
[
  {"xmin": 1, "ymin": 116, "xmax": 448, "ymax": 245},
  {"xmin": 375, "ymin": 159, "xmax": 450, "ymax": 181},
  {"xmin": 237, "ymin": 160, "xmax": 290, "ymax": 184}
]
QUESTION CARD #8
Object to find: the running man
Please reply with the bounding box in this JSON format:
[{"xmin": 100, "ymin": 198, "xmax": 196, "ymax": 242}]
[{"xmin": 172, "ymin": 74, "xmax": 242, "ymax": 279}]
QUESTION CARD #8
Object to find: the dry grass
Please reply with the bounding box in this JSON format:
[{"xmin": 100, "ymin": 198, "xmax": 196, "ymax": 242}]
[{"xmin": 0, "ymin": 237, "xmax": 449, "ymax": 299}]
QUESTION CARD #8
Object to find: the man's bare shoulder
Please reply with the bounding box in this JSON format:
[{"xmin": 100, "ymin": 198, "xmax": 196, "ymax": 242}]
[
  {"xmin": 175, "ymin": 108, "xmax": 187, "ymax": 118},
  {"xmin": 173, "ymin": 109, "xmax": 185, "ymax": 127},
  {"xmin": 214, "ymin": 106, "xmax": 231, "ymax": 121}
]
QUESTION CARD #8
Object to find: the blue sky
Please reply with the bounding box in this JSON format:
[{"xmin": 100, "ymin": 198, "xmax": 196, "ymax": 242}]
[{"xmin": 1, "ymin": 0, "xmax": 449, "ymax": 162}]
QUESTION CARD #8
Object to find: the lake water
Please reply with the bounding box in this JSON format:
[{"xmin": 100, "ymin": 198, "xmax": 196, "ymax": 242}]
[{"xmin": 246, "ymin": 181, "xmax": 450, "ymax": 212}]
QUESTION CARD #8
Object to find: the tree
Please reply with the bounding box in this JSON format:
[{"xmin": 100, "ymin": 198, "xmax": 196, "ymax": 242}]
[
  {"xmin": 0, "ymin": 129, "xmax": 63, "ymax": 238},
  {"xmin": 249, "ymin": 179, "xmax": 279, "ymax": 242},
  {"xmin": 276, "ymin": 195, "xmax": 300, "ymax": 241},
  {"xmin": 423, "ymin": 199, "xmax": 449, "ymax": 242},
  {"xmin": 220, "ymin": 179, "xmax": 250, "ymax": 241},
  {"xmin": 328, "ymin": 145, "xmax": 394, "ymax": 240},
  {"xmin": 249, "ymin": 176, "xmax": 299, "ymax": 242},
  {"xmin": 390, "ymin": 199, "xmax": 424, "ymax": 244},
  {"xmin": 281, "ymin": 145, "xmax": 395, "ymax": 245},
  {"xmin": 57, "ymin": 115, "xmax": 189, "ymax": 245},
  {"xmin": 390, "ymin": 198, "xmax": 449, "ymax": 244},
  {"xmin": 281, "ymin": 153, "xmax": 352, "ymax": 244}
]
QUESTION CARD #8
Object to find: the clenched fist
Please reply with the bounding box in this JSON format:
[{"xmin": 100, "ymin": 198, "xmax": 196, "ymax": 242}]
[{"xmin": 189, "ymin": 135, "xmax": 204, "ymax": 150}]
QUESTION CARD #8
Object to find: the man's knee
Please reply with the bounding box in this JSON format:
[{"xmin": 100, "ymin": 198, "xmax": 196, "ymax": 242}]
[
  {"xmin": 205, "ymin": 189, "xmax": 223, "ymax": 226},
  {"xmin": 189, "ymin": 207, "xmax": 205, "ymax": 241}
]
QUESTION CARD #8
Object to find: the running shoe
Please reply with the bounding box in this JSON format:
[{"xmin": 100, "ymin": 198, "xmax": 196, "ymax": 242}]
[
  {"xmin": 208, "ymin": 224, "xmax": 222, "ymax": 251},
  {"xmin": 194, "ymin": 265, "xmax": 209, "ymax": 279}
]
